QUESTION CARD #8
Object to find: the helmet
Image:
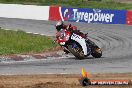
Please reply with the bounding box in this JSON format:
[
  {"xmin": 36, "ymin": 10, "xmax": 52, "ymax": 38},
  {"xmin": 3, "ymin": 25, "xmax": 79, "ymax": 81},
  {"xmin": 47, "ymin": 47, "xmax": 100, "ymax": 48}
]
[{"xmin": 55, "ymin": 21, "xmax": 64, "ymax": 31}]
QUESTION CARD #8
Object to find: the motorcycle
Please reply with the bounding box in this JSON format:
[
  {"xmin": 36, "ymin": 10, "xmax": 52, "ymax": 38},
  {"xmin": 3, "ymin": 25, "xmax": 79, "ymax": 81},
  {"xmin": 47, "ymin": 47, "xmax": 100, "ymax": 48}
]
[{"xmin": 55, "ymin": 28, "xmax": 102, "ymax": 59}]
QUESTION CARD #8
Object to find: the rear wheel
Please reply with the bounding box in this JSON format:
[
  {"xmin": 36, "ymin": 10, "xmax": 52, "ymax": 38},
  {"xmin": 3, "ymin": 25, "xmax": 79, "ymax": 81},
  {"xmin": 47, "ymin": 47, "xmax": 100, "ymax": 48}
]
[
  {"xmin": 91, "ymin": 46, "xmax": 102, "ymax": 58},
  {"xmin": 68, "ymin": 43, "xmax": 85, "ymax": 60}
]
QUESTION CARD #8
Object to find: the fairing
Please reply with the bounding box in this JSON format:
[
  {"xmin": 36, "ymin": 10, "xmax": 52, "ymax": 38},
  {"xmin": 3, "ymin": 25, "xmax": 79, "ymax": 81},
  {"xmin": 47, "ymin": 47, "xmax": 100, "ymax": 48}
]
[{"xmin": 71, "ymin": 33, "xmax": 87, "ymax": 55}]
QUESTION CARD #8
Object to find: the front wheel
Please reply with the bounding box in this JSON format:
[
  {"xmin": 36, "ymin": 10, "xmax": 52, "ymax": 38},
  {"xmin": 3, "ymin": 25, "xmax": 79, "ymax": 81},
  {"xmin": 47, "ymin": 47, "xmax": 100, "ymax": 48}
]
[
  {"xmin": 68, "ymin": 44, "xmax": 85, "ymax": 60},
  {"xmin": 91, "ymin": 46, "xmax": 102, "ymax": 58}
]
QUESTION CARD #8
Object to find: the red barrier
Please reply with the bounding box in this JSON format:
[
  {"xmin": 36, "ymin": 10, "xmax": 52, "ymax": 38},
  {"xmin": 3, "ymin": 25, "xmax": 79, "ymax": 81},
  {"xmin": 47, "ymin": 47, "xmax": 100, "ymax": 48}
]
[
  {"xmin": 49, "ymin": 6, "xmax": 61, "ymax": 21},
  {"xmin": 126, "ymin": 10, "xmax": 132, "ymax": 25}
]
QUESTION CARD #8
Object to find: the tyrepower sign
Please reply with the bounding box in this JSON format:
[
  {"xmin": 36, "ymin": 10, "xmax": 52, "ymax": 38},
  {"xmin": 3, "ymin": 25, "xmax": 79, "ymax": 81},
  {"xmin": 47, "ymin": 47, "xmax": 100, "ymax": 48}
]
[{"xmin": 60, "ymin": 7, "xmax": 126, "ymax": 24}]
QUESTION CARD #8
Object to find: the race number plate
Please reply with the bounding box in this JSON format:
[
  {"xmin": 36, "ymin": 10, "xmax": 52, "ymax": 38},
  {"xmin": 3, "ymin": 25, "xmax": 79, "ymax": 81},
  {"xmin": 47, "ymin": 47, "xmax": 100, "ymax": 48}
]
[{"xmin": 71, "ymin": 33, "xmax": 81, "ymax": 40}]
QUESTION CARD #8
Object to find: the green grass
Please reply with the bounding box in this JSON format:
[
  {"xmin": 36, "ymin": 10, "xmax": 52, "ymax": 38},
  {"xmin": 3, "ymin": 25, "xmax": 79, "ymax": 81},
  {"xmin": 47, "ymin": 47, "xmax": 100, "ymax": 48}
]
[
  {"xmin": 0, "ymin": 0, "xmax": 132, "ymax": 10},
  {"xmin": 0, "ymin": 28, "xmax": 56, "ymax": 55}
]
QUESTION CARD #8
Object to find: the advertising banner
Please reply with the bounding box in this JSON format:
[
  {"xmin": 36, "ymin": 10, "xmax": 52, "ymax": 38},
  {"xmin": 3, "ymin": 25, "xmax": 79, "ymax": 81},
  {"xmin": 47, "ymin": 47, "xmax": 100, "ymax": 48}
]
[
  {"xmin": 126, "ymin": 10, "xmax": 132, "ymax": 25},
  {"xmin": 60, "ymin": 7, "xmax": 126, "ymax": 24},
  {"xmin": 49, "ymin": 6, "xmax": 61, "ymax": 21}
]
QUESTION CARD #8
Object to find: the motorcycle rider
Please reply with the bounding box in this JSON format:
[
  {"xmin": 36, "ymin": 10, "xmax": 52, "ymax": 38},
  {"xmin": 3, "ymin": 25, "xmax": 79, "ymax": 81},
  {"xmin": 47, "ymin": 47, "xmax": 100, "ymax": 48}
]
[
  {"xmin": 55, "ymin": 21, "xmax": 86, "ymax": 54},
  {"xmin": 55, "ymin": 21, "xmax": 77, "ymax": 36},
  {"xmin": 55, "ymin": 21, "xmax": 86, "ymax": 38}
]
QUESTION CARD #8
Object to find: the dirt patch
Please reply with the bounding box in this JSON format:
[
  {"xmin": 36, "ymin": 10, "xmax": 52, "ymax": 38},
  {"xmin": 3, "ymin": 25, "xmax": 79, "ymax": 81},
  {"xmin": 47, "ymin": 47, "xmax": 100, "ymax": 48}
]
[{"xmin": 0, "ymin": 73, "xmax": 132, "ymax": 88}]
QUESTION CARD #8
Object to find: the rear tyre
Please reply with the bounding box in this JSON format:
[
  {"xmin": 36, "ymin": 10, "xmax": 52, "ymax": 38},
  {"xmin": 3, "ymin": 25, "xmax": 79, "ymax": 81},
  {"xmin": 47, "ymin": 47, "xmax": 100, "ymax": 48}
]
[{"xmin": 91, "ymin": 46, "xmax": 102, "ymax": 58}]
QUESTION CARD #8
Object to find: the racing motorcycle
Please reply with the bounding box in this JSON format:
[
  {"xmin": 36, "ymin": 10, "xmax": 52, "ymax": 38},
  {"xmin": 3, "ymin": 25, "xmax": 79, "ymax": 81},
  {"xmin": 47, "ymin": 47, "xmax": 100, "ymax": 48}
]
[{"xmin": 55, "ymin": 29, "xmax": 102, "ymax": 59}]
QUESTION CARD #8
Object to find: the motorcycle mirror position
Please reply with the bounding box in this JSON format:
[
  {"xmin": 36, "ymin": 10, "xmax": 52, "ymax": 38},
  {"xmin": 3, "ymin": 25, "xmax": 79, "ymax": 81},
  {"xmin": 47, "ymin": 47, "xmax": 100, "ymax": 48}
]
[{"xmin": 55, "ymin": 22, "xmax": 102, "ymax": 60}]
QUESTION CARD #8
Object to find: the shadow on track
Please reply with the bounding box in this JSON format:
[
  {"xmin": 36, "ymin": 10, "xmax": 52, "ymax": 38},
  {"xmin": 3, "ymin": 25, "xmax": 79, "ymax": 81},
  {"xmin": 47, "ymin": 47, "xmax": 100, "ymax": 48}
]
[{"xmin": 64, "ymin": 56, "xmax": 105, "ymax": 60}]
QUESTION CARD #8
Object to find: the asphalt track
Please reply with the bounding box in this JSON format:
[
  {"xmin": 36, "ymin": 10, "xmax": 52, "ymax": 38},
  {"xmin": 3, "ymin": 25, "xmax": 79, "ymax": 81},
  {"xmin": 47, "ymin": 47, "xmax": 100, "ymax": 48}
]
[{"xmin": 0, "ymin": 17, "xmax": 132, "ymax": 75}]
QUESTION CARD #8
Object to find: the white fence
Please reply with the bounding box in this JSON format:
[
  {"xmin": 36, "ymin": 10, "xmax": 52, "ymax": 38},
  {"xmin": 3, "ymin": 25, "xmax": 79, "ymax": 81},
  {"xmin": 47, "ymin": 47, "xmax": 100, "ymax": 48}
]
[{"xmin": 0, "ymin": 4, "xmax": 49, "ymax": 20}]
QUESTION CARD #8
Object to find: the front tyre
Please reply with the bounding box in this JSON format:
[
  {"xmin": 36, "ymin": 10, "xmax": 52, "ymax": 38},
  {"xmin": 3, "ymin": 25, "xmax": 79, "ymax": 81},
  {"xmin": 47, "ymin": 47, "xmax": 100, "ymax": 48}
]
[
  {"xmin": 91, "ymin": 46, "xmax": 102, "ymax": 58},
  {"xmin": 68, "ymin": 44, "xmax": 85, "ymax": 60}
]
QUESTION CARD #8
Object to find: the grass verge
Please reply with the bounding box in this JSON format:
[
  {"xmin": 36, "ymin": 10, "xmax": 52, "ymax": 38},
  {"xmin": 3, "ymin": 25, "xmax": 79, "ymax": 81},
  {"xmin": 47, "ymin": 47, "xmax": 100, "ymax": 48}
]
[
  {"xmin": 0, "ymin": 0, "xmax": 132, "ymax": 10},
  {"xmin": 0, "ymin": 28, "xmax": 56, "ymax": 55}
]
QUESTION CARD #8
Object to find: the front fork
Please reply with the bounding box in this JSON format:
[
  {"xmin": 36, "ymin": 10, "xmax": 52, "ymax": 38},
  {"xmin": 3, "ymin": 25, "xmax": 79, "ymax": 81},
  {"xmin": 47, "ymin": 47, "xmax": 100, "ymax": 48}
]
[
  {"xmin": 85, "ymin": 40, "xmax": 92, "ymax": 56},
  {"xmin": 61, "ymin": 45, "xmax": 70, "ymax": 54}
]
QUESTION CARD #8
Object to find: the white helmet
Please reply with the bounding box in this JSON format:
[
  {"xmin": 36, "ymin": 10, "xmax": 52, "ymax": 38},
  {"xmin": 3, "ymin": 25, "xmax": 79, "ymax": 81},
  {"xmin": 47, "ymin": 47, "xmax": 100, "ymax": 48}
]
[{"xmin": 55, "ymin": 21, "xmax": 64, "ymax": 31}]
